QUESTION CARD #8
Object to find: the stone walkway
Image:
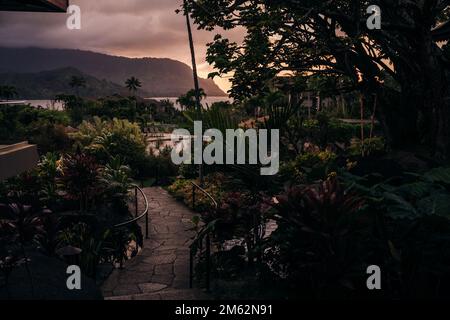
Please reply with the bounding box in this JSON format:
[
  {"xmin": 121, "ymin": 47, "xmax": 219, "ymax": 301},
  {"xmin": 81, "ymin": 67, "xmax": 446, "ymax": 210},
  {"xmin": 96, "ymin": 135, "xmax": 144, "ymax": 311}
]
[{"xmin": 101, "ymin": 187, "xmax": 210, "ymax": 300}]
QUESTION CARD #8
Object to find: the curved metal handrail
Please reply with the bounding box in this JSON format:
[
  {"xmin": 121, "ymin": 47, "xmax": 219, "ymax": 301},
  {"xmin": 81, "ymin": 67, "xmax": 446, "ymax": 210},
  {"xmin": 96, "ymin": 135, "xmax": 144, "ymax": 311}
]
[
  {"xmin": 189, "ymin": 181, "xmax": 218, "ymax": 292},
  {"xmin": 113, "ymin": 185, "xmax": 149, "ymax": 239},
  {"xmin": 190, "ymin": 181, "xmax": 219, "ymax": 209}
]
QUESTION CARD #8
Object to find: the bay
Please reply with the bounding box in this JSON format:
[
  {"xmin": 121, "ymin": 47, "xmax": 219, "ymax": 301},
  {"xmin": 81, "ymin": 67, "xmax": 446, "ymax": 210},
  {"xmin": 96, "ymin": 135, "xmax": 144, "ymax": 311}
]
[
  {"xmin": 21, "ymin": 96, "xmax": 233, "ymax": 111},
  {"xmin": 148, "ymin": 96, "xmax": 233, "ymax": 110}
]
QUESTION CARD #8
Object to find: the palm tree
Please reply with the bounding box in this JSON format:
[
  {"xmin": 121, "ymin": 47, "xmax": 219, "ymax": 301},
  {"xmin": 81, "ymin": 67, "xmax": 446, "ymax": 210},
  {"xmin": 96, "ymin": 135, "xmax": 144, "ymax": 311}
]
[
  {"xmin": 177, "ymin": 88, "xmax": 206, "ymax": 110},
  {"xmin": 183, "ymin": 0, "xmax": 204, "ymax": 185},
  {"xmin": 125, "ymin": 77, "xmax": 142, "ymax": 98},
  {"xmin": 183, "ymin": 1, "xmax": 202, "ymax": 112},
  {"xmin": 69, "ymin": 76, "xmax": 86, "ymax": 97},
  {"xmin": 125, "ymin": 77, "xmax": 142, "ymax": 123}
]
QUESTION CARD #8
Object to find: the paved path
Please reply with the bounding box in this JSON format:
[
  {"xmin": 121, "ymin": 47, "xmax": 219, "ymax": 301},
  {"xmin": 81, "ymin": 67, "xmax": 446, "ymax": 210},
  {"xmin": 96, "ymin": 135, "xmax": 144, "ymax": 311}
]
[{"xmin": 101, "ymin": 187, "xmax": 210, "ymax": 300}]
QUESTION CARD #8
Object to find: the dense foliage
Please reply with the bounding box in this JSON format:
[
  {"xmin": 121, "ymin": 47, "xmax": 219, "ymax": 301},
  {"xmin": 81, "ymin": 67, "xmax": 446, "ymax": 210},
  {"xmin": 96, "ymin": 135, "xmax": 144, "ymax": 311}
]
[
  {"xmin": 0, "ymin": 148, "xmax": 143, "ymax": 290},
  {"xmin": 0, "ymin": 105, "xmax": 70, "ymax": 153},
  {"xmin": 167, "ymin": 96, "xmax": 450, "ymax": 299},
  {"xmin": 185, "ymin": 0, "xmax": 450, "ymax": 157}
]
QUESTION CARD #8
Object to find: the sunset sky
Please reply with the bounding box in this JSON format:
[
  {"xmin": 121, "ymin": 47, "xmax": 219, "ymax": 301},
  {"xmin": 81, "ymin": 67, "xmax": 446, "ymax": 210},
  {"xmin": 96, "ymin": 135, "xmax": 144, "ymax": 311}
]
[{"xmin": 0, "ymin": 0, "xmax": 244, "ymax": 92}]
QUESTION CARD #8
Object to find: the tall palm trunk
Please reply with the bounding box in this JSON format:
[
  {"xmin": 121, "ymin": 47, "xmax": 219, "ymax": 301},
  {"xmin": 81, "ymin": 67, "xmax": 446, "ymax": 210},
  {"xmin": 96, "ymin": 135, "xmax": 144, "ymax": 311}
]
[
  {"xmin": 184, "ymin": 2, "xmax": 202, "ymax": 113},
  {"xmin": 184, "ymin": 0, "xmax": 204, "ymax": 185}
]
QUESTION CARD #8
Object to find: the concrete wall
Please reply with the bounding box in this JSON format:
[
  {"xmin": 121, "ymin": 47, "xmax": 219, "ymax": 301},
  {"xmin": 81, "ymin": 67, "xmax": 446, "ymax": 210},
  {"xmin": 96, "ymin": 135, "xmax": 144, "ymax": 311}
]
[{"xmin": 0, "ymin": 142, "xmax": 39, "ymax": 181}]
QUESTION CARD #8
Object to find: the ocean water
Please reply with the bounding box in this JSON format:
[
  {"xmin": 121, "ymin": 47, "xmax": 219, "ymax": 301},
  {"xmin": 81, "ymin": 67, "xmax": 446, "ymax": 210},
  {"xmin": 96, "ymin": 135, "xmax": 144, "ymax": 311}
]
[
  {"xmin": 23, "ymin": 96, "xmax": 233, "ymax": 111},
  {"xmin": 22, "ymin": 100, "xmax": 65, "ymax": 110}
]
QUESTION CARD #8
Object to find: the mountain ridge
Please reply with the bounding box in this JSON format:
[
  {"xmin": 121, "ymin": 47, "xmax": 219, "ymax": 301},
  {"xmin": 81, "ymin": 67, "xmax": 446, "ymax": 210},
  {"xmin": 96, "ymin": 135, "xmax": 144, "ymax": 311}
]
[
  {"xmin": 0, "ymin": 67, "xmax": 144, "ymax": 99},
  {"xmin": 0, "ymin": 47, "xmax": 226, "ymax": 97}
]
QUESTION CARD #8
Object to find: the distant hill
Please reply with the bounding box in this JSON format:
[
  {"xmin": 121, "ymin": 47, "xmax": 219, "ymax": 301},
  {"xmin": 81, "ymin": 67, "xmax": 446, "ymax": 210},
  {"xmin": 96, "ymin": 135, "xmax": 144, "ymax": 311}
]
[
  {"xmin": 0, "ymin": 67, "xmax": 141, "ymax": 99},
  {"xmin": 0, "ymin": 47, "xmax": 226, "ymax": 97}
]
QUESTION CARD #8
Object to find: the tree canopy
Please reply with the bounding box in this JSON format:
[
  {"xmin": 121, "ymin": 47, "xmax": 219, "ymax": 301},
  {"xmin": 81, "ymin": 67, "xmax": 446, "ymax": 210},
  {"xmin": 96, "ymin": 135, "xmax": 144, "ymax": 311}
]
[
  {"xmin": 125, "ymin": 76, "xmax": 142, "ymax": 96},
  {"xmin": 177, "ymin": 88, "xmax": 207, "ymax": 110},
  {"xmin": 186, "ymin": 0, "xmax": 450, "ymax": 156}
]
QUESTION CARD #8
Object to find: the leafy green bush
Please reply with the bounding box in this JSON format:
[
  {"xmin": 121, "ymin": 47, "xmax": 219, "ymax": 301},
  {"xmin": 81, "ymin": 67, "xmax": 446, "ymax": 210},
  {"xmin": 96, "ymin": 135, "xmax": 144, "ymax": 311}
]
[
  {"xmin": 57, "ymin": 94, "xmax": 184, "ymax": 126},
  {"xmin": 55, "ymin": 95, "xmax": 88, "ymax": 126},
  {"xmin": 178, "ymin": 163, "xmax": 198, "ymax": 179},
  {"xmin": 134, "ymin": 148, "xmax": 178, "ymax": 184},
  {"xmin": 0, "ymin": 105, "xmax": 70, "ymax": 153},
  {"xmin": 168, "ymin": 173, "xmax": 228, "ymax": 212},
  {"xmin": 339, "ymin": 168, "xmax": 450, "ymax": 298},
  {"xmin": 71, "ymin": 117, "xmax": 147, "ymax": 174},
  {"xmin": 267, "ymin": 177, "xmax": 370, "ymax": 298},
  {"xmin": 168, "ymin": 179, "xmax": 191, "ymax": 201},
  {"xmin": 30, "ymin": 123, "xmax": 71, "ymax": 154},
  {"xmin": 280, "ymin": 149, "xmax": 337, "ymax": 183},
  {"xmin": 37, "ymin": 153, "xmax": 61, "ymax": 205},
  {"xmin": 59, "ymin": 152, "xmax": 101, "ymax": 212},
  {"xmin": 203, "ymin": 191, "xmax": 270, "ymax": 262},
  {"xmin": 2, "ymin": 172, "xmax": 42, "ymax": 207},
  {"xmin": 99, "ymin": 156, "xmax": 132, "ymax": 214},
  {"xmin": 59, "ymin": 222, "xmax": 110, "ymax": 277},
  {"xmin": 349, "ymin": 137, "xmax": 385, "ymax": 157},
  {"xmin": 302, "ymin": 115, "xmax": 372, "ymax": 146}
]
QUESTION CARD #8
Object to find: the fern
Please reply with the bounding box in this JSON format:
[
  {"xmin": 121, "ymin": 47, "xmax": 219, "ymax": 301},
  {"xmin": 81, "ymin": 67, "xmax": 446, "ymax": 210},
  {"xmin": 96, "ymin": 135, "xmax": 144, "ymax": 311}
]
[{"xmin": 424, "ymin": 167, "xmax": 450, "ymax": 185}]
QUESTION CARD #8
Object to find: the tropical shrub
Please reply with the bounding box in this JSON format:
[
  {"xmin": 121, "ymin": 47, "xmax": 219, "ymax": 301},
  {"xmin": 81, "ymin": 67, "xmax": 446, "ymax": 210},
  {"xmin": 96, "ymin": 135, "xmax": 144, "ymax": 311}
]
[
  {"xmin": 339, "ymin": 168, "xmax": 450, "ymax": 298},
  {"xmin": 280, "ymin": 149, "xmax": 337, "ymax": 183},
  {"xmin": 342, "ymin": 167, "xmax": 450, "ymax": 220},
  {"xmin": 302, "ymin": 115, "xmax": 372, "ymax": 147},
  {"xmin": 0, "ymin": 203, "xmax": 45, "ymax": 295},
  {"xmin": 203, "ymin": 191, "xmax": 271, "ymax": 265},
  {"xmin": 37, "ymin": 153, "xmax": 61, "ymax": 206},
  {"xmin": 56, "ymin": 94, "xmax": 94, "ymax": 126},
  {"xmin": 103, "ymin": 227, "xmax": 142, "ymax": 268},
  {"xmin": 35, "ymin": 210, "xmax": 61, "ymax": 256},
  {"xmin": 58, "ymin": 221, "xmax": 143, "ymax": 277},
  {"xmin": 0, "ymin": 105, "xmax": 70, "ymax": 153},
  {"xmin": 177, "ymin": 88, "xmax": 206, "ymax": 110},
  {"xmin": 99, "ymin": 157, "xmax": 132, "ymax": 214},
  {"xmin": 204, "ymin": 192, "xmax": 261, "ymax": 241},
  {"xmin": 134, "ymin": 151, "xmax": 178, "ymax": 185},
  {"xmin": 349, "ymin": 137, "xmax": 385, "ymax": 157},
  {"xmin": 59, "ymin": 222, "xmax": 109, "ymax": 277},
  {"xmin": 168, "ymin": 173, "xmax": 228, "ymax": 212},
  {"xmin": 266, "ymin": 177, "xmax": 370, "ymax": 298},
  {"xmin": 168, "ymin": 179, "xmax": 191, "ymax": 201},
  {"xmin": 59, "ymin": 152, "xmax": 101, "ymax": 212},
  {"xmin": 28, "ymin": 122, "xmax": 71, "ymax": 154},
  {"xmin": 178, "ymin": 163, "xmax": 198, "ymax": 179},
  {"xmin": 3, "ymin": 172, "xmax": 42, "ymax": 207},
  {"xmin": 71, "ymin": 117, "xmax": 147, "ymax": 174}
]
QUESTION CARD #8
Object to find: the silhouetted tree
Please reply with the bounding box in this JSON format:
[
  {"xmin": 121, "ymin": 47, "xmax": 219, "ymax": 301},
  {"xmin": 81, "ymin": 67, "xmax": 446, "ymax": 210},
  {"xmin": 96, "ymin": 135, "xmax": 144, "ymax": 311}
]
[
  {"xmin": 125, "ymin": 77, "xmax": 142, "ymax": 98},
  {"xmin": 185, "ymin": 0, "xmax": 450, "ymax": 157},
  {"xmin": 177, "ymin": 88, "xmax": 206, "ymax": 110},
  {"xmin": 69, "ymin": 76, "xmax": 86, "ymax": 97},
  {"xmin": 0, "ymin": 86, "xmax": 18, "ymax": 101},
  {"xmin": 178, "ymin": 0, "xmax": 205, "ymax": 185}
]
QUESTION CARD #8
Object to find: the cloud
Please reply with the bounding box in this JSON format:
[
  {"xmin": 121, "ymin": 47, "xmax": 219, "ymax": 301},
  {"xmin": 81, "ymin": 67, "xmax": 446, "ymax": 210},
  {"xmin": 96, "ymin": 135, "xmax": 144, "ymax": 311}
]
[{"xmin": 0, "ymin": 0, "xmax": 244, "ymax": 92}]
